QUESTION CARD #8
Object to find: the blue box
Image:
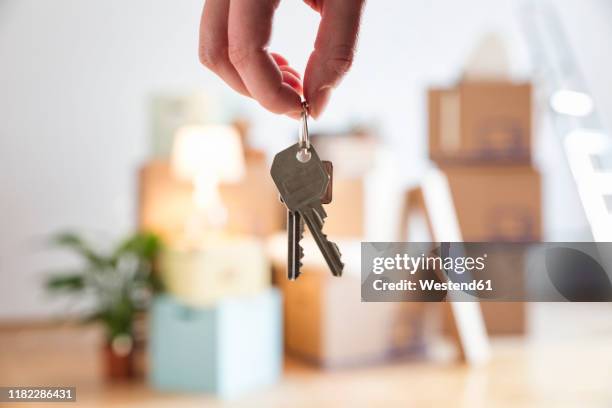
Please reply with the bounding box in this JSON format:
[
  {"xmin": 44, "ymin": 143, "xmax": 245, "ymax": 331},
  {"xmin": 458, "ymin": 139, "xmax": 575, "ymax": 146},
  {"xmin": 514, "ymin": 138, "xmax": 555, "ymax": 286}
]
[{"xmin": 149, "ymin": 289, "xmax": 283, "ymax": 399}]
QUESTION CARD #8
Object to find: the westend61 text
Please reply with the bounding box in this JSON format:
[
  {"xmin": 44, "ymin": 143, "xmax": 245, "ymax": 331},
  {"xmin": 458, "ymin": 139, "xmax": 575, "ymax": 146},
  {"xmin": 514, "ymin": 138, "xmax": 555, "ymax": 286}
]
[{"xmin": 372, "ymin": 279, "xmax": 493, "ymax": 292}]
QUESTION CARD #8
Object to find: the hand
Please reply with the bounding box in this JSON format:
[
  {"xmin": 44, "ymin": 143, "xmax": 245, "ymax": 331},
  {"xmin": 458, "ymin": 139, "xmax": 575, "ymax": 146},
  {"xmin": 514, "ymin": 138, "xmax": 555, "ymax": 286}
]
[{"xmin": 198, "ymin": 0, "xmax": 364, "ymax": 119}]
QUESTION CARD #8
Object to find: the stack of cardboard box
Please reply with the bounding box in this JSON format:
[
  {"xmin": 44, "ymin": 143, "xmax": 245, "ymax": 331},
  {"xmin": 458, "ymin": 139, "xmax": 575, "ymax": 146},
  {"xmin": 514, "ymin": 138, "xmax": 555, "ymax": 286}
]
[
  {"xmin": 429, "ymin": 80, "xmax": 540, "ymax": 335},
  {"xmin": 138, "ymin": 155, "xmax": 284, "ymax": 398}
]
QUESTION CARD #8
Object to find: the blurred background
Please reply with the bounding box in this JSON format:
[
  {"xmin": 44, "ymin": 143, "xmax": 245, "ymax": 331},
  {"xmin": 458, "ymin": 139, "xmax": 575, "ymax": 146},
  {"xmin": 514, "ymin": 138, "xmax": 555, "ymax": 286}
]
[{"xmin": 1, "ymin": 0, "xmax": 612, "ymax": 406}]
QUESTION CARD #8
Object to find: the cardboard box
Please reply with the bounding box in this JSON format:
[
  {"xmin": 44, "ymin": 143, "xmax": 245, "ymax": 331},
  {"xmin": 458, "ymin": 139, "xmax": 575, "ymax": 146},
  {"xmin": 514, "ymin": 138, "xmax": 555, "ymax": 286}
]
[
  {"xmin": 219, "ymin": 152, "xmax": 285, "ymax": 237},
  {"xmin": 311, "ymin": 131, "xmax": 379, "ymax": 178},
  {"xmin": 321, "ymin": 178, "xmax": 364, "ymax": 238},
  {"xmin": 149, "ymin": 290, "xmax": 282, "ymax": 399},
  {"xmin": 138, "ymin": 159, "xmax": 194, "ymax": 241},
  {"xmin": 441, "ymin": 165, "xmax": 541, "ymax": 242},
  {"xmin": 478, "ymin": 244, "xmax": 528, "ymax": 335},
  {"xmin": 429, "ymin": 81, "xmax": 531, "ymax": 163},
  {"xmin": 440, "ymin": 166, "xmax": 537, "ymax": 335},
  {"xmin": 281, "ymin": 265, "xmax": 426, "ymax": 367},
  {"xmin": 442, "ymin": 301, "xmax": 525, "ymax": 336},
  {"xmin": 138, "ymin": 156, "xmax": 284, "ymax": 241},
  {"xmin": 159, "ymin": 238, "xmax": 271, "ymax": 306},
  {"xmin": 442, "ymin": 244, "xmax": 528, "ymax": 335},
  {"xmin": 480, "ymin": 302, "xmax": 526, "ymax": 334}
]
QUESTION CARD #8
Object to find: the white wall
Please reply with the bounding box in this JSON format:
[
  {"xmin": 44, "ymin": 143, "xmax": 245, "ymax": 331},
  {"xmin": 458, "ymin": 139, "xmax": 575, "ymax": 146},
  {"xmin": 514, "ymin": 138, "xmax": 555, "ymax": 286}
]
[{"xmin": 1, "ymin": 0, "xmax": 610, "ymax": 319}]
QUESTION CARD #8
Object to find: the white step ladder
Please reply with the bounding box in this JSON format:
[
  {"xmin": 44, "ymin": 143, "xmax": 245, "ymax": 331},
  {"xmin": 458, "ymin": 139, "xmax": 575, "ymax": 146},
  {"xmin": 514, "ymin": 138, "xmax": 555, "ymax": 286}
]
[{"xmin": 522, "ymin": 2, "xmax": 612, "ymax": 241}]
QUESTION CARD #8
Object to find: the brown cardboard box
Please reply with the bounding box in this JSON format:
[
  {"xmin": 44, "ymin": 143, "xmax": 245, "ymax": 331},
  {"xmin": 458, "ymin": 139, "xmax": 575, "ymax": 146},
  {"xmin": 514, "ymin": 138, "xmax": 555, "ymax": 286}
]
[
  {"xmin": 440, "ymin": 165, "xmax": 539, "ymax": 335},
  {"xmin": 429, "ymin": 81, "xmax": 531, "ymax": 163},
  {"xmin": 442, "ymin": 165, "xmax": 541, "ymax": 242},
  {"xmin": 138, "ymin": 159, "xmax": 194, "ymax": 241},
  {"xmin": 138, "ymin": 156, "xmax": 284, "ymax": 240},
  {"xmin": 321, "ymin": 178, "xmax": 364, "ymax": 238},
  {"xmin": 480, "ymin": 302, "xmax": 526, "ymax": 334},
  {"xmin": 440, "ymin": 244, "xmax": 528, "ymax": 335},
  {"xmin": 281, "ymin": 265, "xmax": 426, "ymax": 367},
  {"xmin": 219, "ymin": 152, "xmax": 285, "ymax": 237},
  {"xmin": 442, "ymin": 301, "xmax": 526, "ymax": 336}
]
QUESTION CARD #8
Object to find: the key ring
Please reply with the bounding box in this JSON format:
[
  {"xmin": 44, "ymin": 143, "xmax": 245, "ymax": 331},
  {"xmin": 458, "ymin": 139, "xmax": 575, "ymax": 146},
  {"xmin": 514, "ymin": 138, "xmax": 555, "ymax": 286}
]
[{"xmin": 296, "ymin": 101, "xmax": 312, "ymax": 163}]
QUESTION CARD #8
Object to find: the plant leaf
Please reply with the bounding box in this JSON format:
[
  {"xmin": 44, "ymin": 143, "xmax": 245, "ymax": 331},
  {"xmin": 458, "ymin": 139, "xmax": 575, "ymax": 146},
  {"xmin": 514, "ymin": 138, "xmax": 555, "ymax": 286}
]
[
  {"xmin": 49, "ymin": 231, "xmax": 110, "ymax": 268},
  {"xmin": 46, "ymin": 274, "xmax": 84, "ymax": 291},
  {"xmin": 115, "ymin": 232, "xmax": 161, "ymax": 261}
]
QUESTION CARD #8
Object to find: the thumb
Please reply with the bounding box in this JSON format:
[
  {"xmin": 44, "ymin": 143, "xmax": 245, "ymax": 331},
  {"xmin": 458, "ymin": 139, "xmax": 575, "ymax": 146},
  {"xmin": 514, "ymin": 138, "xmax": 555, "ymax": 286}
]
[{"xmin": 304, "ymin": 0, "xmax": 364, "ymax": 119}]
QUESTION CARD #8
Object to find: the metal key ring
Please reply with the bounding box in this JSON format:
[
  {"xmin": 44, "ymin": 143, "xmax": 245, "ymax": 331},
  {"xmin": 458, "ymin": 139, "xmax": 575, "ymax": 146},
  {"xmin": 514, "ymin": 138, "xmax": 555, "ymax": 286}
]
[{"xmin": 297, "ymin": 101, "xmax": 312, "ymax": 163}]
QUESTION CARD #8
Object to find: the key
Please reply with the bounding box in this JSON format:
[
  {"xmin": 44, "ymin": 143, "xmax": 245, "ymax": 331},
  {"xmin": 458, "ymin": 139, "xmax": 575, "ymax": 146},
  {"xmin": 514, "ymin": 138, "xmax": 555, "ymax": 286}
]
[
  {"xmin": 279, "ymin": 195, "xmax": 304, "ymax": 280},
  {"xmin": 287, "ymin": 210, "xmax": 304, "ymax": 280},
  {"xmin": 300, "ymin": 201, "xmax": 344, "ymax": 276},
  {"xmin": 321, "ymin": 161, "xmax": 333, "ymax": 205},
  {"xmin": 271, "ymin": 143, "xmax": 344, "ymax": 277},
  {"xmin": 284, "ymin": 161, "xmax": 331, "ymax": 280}
]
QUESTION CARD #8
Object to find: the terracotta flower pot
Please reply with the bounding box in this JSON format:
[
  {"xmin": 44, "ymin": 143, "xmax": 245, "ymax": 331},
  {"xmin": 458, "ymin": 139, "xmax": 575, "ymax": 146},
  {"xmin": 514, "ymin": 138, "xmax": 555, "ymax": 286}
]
[{"xmin": 102, "ymin": 335, "xmax": 134, "ymax": 380}]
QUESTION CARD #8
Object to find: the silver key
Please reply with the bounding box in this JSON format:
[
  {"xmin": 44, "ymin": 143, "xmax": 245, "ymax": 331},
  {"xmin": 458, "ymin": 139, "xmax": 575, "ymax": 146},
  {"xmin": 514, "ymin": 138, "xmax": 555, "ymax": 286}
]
[
  {"xmin": 300, "ymin": 202, "xmax": 344, "ymax": 276},
  {"xmin": 287, "ymin": 210, "xmax": 304, "ymax": 280},
  {"xmin": 271, "ymin": 143, "xmax": 344, "ymax": 277},
  {"xmin": 284, "ymin": 161, "xmax": 332, "ymax": 280},
  {"xmin": 280, "ymin": 193, "xmax": 304, "ymax": 280}
]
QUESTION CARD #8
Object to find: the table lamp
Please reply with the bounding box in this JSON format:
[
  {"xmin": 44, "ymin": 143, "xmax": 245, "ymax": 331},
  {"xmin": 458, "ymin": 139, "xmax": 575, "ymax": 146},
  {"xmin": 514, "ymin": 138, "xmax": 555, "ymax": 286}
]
[{"xmin": 171, "ymin": 125, "xmax": 245, "ymax": 241}]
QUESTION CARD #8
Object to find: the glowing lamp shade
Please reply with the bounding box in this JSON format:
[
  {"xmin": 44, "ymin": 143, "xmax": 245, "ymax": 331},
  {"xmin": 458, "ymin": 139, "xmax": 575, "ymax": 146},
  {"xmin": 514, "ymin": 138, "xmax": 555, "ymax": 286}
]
[
  {"xmin": 171, "ymin": 125, "xmax": 245, "ymax": 183},
  {"xmin": 171, "ymin": 125, "xmax": 245, "ymax": 216}
]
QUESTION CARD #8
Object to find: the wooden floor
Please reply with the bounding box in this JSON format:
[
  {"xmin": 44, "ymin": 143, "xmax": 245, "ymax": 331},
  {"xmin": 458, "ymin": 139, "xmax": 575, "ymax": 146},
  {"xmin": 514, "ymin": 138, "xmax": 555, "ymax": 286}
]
[{"xmin": 1, "ymin": 315, "xmax": 612, "ymax": 408}]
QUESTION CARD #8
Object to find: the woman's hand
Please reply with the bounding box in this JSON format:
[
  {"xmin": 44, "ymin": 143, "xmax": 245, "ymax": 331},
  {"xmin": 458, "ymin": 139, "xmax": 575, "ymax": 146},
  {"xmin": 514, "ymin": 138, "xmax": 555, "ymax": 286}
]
[{"xmin": 198, "ymin": 0, "xmax": 364, "ymax": 119}]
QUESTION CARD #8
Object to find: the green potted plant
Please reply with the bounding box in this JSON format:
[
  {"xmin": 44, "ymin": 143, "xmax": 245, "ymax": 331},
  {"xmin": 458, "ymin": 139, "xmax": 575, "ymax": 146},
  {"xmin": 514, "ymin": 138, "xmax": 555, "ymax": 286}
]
[{"xmin": 45, "ymin": 231, "xmax": 163, "ymax": 380}]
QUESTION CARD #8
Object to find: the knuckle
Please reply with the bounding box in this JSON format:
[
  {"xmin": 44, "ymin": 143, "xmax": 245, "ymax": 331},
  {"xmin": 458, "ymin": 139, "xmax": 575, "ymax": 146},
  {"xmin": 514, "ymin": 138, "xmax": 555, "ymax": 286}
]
[
  {"xmin": 326, "ymin": 45, "xmax": 355, "ymax": 77},
  {"xmin": 198, "ymin": 44, "xmax": 225, "ymax": 70},
  {"xmin": 258, "ymin": 85, "xmax": 288, "ymax": 114},
  {"xmin": 259, "ymin": 98, "xmax": 283, "ymax": 114},
  {"xmin": 227, "ymin": 43, "xmax": 255, "ymax": 68}
]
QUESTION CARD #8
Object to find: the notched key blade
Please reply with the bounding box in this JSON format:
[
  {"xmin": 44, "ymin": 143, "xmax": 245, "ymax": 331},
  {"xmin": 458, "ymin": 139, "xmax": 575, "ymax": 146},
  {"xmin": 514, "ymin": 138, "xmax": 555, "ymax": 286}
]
[
  {"xmin": 309, "ymin": 202, "xmax": 327, "ymax": 230},
  {"xmin": 287, "ymin": 210, "xmax": 302, "ymax": 281},
  {"xmin": 330, "ymin": 242, "xmax": 344, "ymax": 277},
  {"xmin": 296, "ymin": 215, "xmax": 304, "ymax": 270},
  {"xmin": 300, "ymin": 206, "xmax": 344, "ymax": 277}
]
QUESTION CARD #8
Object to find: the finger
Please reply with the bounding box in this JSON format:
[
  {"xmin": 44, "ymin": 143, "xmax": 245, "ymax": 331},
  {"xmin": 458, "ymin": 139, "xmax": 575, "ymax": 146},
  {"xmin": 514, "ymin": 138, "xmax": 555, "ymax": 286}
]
[
  {"xmin": 270, "ymin": 52, "xmax": 302, "ymax": 79},
  {"xmin": 199, "ymin": 0, "xmax": 250, "ymax": 96},
  {"xmin": 302, "ymin": 0, "xmax": 321, "ymax": 12},
  {"xmin": 270, "ymin": 52, "xmax": 289, "ymax": 66},
  {"xmin": 279, "ymin": 65, "xmax": 301, "ymax": 80},
  {"xmin": 228, "ymin": 0, "xmax": 302, "ymax": 116},
  {"xmin": 281, "ymin": 70, "xmax": 303, "ymax": 95},
  {"xmin": 304, "ymin": 0, "xmax": 365, "ymax": 118},
  {"xmin": 271, "ymin": 53, "xmax": 301, "ymax": 79},
  {"xmin": 273, "ymin": 54, "xmax": 303, "ymax": 93}
]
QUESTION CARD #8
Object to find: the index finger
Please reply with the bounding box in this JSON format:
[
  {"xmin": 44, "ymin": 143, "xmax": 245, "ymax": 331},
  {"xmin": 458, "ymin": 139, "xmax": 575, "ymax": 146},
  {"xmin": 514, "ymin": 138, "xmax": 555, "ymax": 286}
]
[
  {"xmin": 227, "ymin": 0, "xmax": 302, "ymax": 116},
  {"xmin": 304, "ymin": 0, "xmax": 365, "ymax": 118}
]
